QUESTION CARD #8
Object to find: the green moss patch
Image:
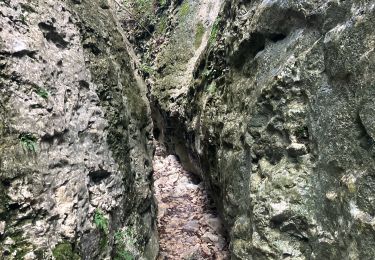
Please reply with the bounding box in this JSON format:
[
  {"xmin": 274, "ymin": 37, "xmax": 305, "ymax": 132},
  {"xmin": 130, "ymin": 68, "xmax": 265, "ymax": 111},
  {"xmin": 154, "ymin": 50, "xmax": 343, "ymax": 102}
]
[
  {"xmin": 53, "ymin": 243, "xmax": 80, "ymax": 260},
  {"xmin": 209, "ymin": 19, "xmax": 219, "ymax": 44},
  {"xmin": 194, "ymin": 22, "xmax": 205, "ymax": 49},
  {"xmin": 179, "ymin": 1, "xmax": 190, "ymax": 18}
]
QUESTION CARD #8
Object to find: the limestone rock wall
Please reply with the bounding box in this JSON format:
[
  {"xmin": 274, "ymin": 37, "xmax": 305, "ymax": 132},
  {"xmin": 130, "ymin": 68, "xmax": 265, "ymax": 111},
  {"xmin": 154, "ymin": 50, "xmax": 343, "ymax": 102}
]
[
  {"xmin": 0, "ymin": 0, "xmax": 157, "ymax": 259},
  {"xmin": 150, "ymin": 0, "xmax": 375, "ymax": 259}
]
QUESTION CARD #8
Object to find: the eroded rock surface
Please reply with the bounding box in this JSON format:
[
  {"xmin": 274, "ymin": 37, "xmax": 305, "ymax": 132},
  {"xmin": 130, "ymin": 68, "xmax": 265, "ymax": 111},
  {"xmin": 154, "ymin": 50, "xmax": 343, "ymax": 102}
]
[
  {"xmin": 0, "ymin": 0, "xmax": 157, "ymax": 259},
  {"xmin": 2, "ymin": 0, "xmax": 375, "ymax": 258},
  {"xmin": 143, "ymin": 0, "xmax": 375, "ymax": 259}
]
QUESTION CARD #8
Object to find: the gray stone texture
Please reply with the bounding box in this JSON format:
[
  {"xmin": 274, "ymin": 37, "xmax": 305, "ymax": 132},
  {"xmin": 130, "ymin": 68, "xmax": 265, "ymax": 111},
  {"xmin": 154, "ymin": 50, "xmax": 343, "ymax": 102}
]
[
  {"xmin": 0, "ymin": 0, "xmax": 157, "ymax": 259},
  {"xmin": 150, "ymin": 0, "xmax": 375, "ymax": 259}
]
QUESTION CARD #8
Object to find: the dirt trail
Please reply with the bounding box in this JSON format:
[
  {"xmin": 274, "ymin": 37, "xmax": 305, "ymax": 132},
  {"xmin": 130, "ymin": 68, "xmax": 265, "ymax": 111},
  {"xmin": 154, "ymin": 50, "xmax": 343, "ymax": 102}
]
[{"xmin": 153, "ymin": 142, "xmax": 229, "ymax": 259}]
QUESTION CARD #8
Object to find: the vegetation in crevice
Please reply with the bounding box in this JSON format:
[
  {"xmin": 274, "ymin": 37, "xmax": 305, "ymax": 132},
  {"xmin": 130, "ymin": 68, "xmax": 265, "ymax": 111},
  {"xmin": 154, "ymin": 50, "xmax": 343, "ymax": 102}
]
[
  {"xmin": 34, "ymin": 87, "xmax": 49, "ymax": 99},
  {"xmin": 94, "ymin": 209, "xmax": 109, "ymax": 234},
  {"xmin": 94, "ymin": 209, "xmax": 109, "ymax": 251},
  {"xmin": 52, "ymin": 242, "xmax": 80, "ymax": 260},
  {"xmin": 114, "ymin": 227, "xmax": 136, "ymax": 260},
  {"xmin": 2, "ymin": 230, "xmax": 34, "ymax": 260},
  {"xmin": 124, "ymin": 0, "xmax": 156, "ymax": 28},
  {"xmin": 19, "ymin": 133, "xmax": 37, "ymax": 152},
  {"xmin": 140, "ymin": 63, "xmax": 154, "ymax": 76},
  {"xmin": 209, "ymin": 19, "xmax": 219, "ymax": 44},
  {"xmin": 206, "ymin": 82, "xmax": 217, "ymax": 94}
]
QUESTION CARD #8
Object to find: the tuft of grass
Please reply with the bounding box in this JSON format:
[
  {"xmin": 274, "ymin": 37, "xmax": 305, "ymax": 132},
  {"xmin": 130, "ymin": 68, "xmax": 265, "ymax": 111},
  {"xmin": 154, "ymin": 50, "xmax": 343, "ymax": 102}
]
[
  {"xmin": 34, "ymin": 87, "xmax": 49, "ymax": 99},
  {"xmin": 194, "ymin": 22, "xmax": 205, "ymax": 49},
  {"xmin": 206, "ymin": 82, "xmax": 216, "ymax": 94},
  {"xmin": 19, "ymin": 133, "xmax": 37, "ymax": 152},
  {"xmin": 140, "ymin": 63, "xmax": 154, "ymax": 75},
  {"xmin": 114, "ymin": 228, "xmax": 136, "ymax": 260},
  {"xmin": 209, "ymin": 19, "xmax": 219, "ymax": 44},
  {"xmin": 94, "ymin": 209, "xmax": 109, "ymax": 251},
  {"xmin": 20, "ymin": 13, "xmax": 27, "ymax": 24},
  {"xmin": 94, "ymin": 209, "xmax": 109, "ymax": 234}
]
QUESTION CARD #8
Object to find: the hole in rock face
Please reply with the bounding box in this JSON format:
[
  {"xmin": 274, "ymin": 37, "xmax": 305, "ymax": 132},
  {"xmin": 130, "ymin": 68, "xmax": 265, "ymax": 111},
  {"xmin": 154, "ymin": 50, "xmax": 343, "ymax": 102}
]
[
  {"xmin": 89, "ymin": 169, "xmax": 111, "ymax": 183},
  {"xmin": 268, "ymin": 33, "xmax": 287, "ymax": 42},
  {"xmin": 8, "ymin": 202, "xmax": 21, "ymax": 210},
  {"xmin": 152, "ymin": 140, "xmax": 229, "ymax": 259},
  {"xmin": 153, "ymin": 127, "xmax": 161, "ymax": 140},
  {"xmin": 38, "ymin": 22, "xmax": 69, "ymax": 48},
  {"xmin": 231, "ymin": 32, "xmax": 266, "ymax": 68},
  {"xmin": 2, "ymin": 180, "xmax": 11, "ymax": 187},
  {"xmin": 189, "ymin": 173, "xmax": 202, "ymax": 185}
]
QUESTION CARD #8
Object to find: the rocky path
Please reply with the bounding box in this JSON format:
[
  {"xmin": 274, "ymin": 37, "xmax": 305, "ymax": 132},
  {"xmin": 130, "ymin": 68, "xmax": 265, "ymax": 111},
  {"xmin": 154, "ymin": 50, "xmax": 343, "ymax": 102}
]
[{"xmin": 153, "ymin": 143, "xmax": 229, "ymax": 259}]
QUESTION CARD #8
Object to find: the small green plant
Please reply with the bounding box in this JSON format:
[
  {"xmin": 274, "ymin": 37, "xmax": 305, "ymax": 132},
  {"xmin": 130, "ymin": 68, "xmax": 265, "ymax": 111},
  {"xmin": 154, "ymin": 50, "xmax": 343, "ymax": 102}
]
[
  {"xmin": 209, "ymin": 19, "xmax": 219, "ymax": 44},
  {"xmin": 140, "ymin": 63, "xmax": 154, "ymax": 75},
  {"xmin": 202, "ymin": 69, "xmax": 211, "ymax": 77},
  {"xmin": 158, "ymin": 0, "xmax": 167, "ymax": 8},
  {"xmin": 19, "ymin": 133, "xmax": 37, "ymax": 152},
  {"xmin": 114, "ymin": 228, "xmax": 136, "ymax": 260},
  {"xmin": 20, "ymin": 13, "xmax": 27, "ymax": 24},
  {"xmin": 52, "ymin": 243, "xmax": 80, "ymax": 260},
  {"xmin": 295, "ymin": 126, "xmax": 308, "ymax": 139},
  {"xmin": 94, "ymin": 209, "xmax": 109, "ymax": 251},
  {"xmin": 35, "ymin": 87, "xmax": 49, "ymax": 99},
  {"xmin": 206, "ymin": 82, "xmax": 216, "ymax": 94},
  {"xmin": 94, "ymin": 209, "xmax": 109, "ymax": 234}
]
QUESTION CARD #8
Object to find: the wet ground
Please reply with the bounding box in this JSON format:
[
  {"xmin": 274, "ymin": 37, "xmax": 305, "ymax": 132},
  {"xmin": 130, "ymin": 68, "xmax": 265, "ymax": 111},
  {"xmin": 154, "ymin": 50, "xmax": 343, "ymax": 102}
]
[{"xmin": 153, "ymin": 142, "xmax": 229, "ymax": 259}]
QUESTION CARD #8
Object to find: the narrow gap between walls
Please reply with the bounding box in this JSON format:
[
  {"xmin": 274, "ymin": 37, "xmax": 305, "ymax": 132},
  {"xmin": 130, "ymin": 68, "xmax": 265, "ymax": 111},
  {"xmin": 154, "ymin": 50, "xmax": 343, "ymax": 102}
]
[{"xmin": 152, "ymin": 138, "xmax": 229, "ymax": 259}]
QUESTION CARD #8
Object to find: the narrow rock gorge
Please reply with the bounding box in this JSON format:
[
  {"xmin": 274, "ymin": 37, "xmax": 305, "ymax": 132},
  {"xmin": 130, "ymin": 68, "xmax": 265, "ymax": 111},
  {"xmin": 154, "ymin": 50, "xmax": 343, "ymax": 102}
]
[{"xmin": 1, "ymin": 0, "xmax": 375, "ymax": 259}]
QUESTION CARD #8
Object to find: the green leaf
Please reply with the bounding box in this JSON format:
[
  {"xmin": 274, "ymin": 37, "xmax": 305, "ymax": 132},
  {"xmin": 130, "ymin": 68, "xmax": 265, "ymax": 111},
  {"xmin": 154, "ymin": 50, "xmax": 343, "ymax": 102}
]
[
  {"xmin": 35, "ymin": 87, "xmax": 49, "ymax": 99},
  {"xmin": 19, "ymin": 133, "xmax": 38, "ymax": 152}
]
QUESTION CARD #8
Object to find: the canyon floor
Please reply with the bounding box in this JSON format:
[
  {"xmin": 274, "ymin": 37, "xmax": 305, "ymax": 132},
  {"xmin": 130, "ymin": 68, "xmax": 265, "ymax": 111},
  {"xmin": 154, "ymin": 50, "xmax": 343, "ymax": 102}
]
[{"xmin": 153, "ymin": 142, "xmax": 229, "ymax": 259}]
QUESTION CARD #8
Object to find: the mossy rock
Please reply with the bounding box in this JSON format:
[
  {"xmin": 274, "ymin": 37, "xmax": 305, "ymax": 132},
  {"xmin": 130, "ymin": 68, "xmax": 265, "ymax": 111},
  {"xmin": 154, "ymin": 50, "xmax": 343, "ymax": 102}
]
[
  {"xmin": 194, "ymin": 22, "xmax": 205, "ymax": 49},
  {"xmin": 179, "ymin": 1, "xmax": 190, "ymax": 18},
  {"xmin": 53, "ymin": 243, "xmax": 80, "ymax": 260},
  {"xmin": 3, "ymin": 230, "xmax": 33, "ymax": 260}
]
